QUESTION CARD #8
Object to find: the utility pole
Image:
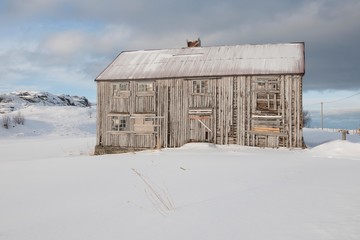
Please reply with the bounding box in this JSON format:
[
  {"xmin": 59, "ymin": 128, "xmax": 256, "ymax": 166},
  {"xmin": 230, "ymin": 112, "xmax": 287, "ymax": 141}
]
[{"xmin": 321, "ymin": 102, "xmax": 324, "ymax": 130}]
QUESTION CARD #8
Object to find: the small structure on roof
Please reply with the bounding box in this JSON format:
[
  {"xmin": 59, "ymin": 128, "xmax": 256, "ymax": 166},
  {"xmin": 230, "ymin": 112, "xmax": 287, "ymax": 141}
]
[
  {"xmin": 95, "ymin": 42, "xmax": 305, "ymax": 154},
  {"xmin": 187, "ymin": 38, "xmax": 201, "ymax": 47}
]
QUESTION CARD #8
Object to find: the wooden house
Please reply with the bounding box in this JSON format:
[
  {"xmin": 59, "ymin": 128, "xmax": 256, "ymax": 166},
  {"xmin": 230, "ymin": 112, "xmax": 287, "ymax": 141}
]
[{"xmin": 95, "ymin": 42, "xmax": 305, "ymax": 154}]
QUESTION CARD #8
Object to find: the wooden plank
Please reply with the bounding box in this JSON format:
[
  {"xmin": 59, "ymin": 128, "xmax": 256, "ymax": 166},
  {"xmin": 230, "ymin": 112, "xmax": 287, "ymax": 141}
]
[
  {"xmin": 134, "ymin": 125, "xmax": 155, "ymax": 133},
  {"xmin": 252, "ymin": 127, "xmax": 280, "ymax": 133},
  {"xmin": 247, "ymin": 131, "xmax": 287, "ymax": 137}
]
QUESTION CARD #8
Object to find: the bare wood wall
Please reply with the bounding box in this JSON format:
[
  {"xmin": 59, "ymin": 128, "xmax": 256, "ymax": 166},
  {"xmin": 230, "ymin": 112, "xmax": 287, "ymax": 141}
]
[{"xmin": 96, "ymin": 74, "xmax": 303, "ymax": 150}]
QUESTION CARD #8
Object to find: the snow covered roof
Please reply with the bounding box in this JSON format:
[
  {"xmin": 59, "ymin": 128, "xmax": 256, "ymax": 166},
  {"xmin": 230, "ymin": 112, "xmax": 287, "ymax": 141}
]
[{"xmin": 96, "ymin": 42, "xmax": 305, "ymax": 81}]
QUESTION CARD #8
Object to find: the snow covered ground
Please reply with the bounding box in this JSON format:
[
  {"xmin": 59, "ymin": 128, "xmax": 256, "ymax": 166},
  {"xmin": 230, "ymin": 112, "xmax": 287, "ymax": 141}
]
[{"xmin": 1, "ymin": 105, "xmax": 360, "ymax": 240}]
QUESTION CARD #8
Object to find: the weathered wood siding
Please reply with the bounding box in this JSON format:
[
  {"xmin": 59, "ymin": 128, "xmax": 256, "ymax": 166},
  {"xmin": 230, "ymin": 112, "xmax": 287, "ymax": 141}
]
[{"xmin": 96, "ymin": 74, "xmax": 303, "ymax": 153}]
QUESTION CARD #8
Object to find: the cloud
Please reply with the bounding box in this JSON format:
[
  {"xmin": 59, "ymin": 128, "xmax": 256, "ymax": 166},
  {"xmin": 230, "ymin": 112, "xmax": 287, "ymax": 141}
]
[
  {"xmin": 42, "ymin": 31, "xmax": 86, "ymax": 56},
  {"xmin": 1, "ymin": 0, "xmax": 360, "ymax": 99},
  {"xmin": 196, "ymin": 0, "xmax": 360, "ymax": 91},
  {"xmin": 1, "ymin": 0, "xmax": 61, "ymax": 23},
  {"xmin": 0, "ymin": 22, "xmax": 133, "ymax": 100},
  {"xmin": 40, "ymin": 24, "xmax": 132, "ymax": 57},
  {"xmin": 95, "ymin": 25, "xmax": 133, "ymax": 53}
]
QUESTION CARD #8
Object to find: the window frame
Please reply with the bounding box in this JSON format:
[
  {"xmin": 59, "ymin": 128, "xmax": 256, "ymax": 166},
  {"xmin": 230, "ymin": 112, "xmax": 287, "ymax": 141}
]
[
  {"xmin": 137, "ymin": 82, "xmax": 154, "ymax": 92},
  {"xmin": 112, "ymin": 82, "xmax": 130, "ymax": 97},
  {"xmin": 110, "ymin": 115, "xmax": 130, "ymax": 132},
  {"xmin": 192, "ymin": 80, "xmax": 209, "ymax": 94},
  {"xmin": 254, "ymin": 78, "xmax": 280, "ymax": 113}
]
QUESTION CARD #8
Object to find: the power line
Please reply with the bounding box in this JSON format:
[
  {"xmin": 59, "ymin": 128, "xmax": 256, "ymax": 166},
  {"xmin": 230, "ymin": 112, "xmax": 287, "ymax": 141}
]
[
  {"xmin": 304, "ymin": 91, "xmax": 360, "ymax": 107},
  {"xmin": 303, "ymin": 91, "xmax": 360, "ymax": 130},
  {"xmin": 324, "ymin": 92, "xmax": 360, "ymax": 104}
]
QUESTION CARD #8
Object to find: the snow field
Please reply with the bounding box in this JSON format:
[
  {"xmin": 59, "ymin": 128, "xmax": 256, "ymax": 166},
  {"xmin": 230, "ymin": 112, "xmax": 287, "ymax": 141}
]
[{"xmin": 0, "ymin": 105, "xmax": 360, "ymax": 240}]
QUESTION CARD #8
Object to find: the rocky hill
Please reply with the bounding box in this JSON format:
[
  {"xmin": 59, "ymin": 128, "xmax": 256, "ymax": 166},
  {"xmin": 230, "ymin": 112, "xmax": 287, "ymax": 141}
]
[{"xmin": 0, "ymin": 91, "xmax": 92, "ymax": 113}]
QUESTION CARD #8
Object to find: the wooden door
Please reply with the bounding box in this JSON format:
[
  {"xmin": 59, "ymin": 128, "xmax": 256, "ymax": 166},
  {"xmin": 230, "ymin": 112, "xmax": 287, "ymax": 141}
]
[{"xmin": 189, "ymin": 116, "xmax": 212, "ymax": 142}]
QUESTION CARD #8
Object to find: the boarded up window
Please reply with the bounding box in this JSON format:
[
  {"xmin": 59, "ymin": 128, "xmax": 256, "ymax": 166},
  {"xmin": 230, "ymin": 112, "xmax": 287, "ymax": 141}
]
[
  {"xmin": 135, "ymin": 82, "xmax": 155, "ymax": 112},
  {"xmin": 133, "ymin": 116, "xmax": 155, "ymax": 133},
  {"xmin": 111, "ymin": 83, "xmax": 130, "ymax": 113}
]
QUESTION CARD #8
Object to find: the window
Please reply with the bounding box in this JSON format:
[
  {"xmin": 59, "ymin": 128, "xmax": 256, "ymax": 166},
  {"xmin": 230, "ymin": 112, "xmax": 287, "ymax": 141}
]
[
  {"xmin": 111, "ymin": 116, "xmax": 129, "ymax": 131},
  {"xmin": 257, "ymin": 82, "xmax": 266, "ymax": 90},
  {"xmin": 255, "ymin": 79, "xmax": 279, "ymax": 92},
  {"xmin": 119, "ymin": 83, "xmax": 129, "ymax": 91},
  {"xmin": 254, "ymin": 79, "xmax": 280, "ymax": 112},
  {"xmin": 193, "ymin": 80, "xmax": 208, "ymax": 94},
  {"xmin": 112, "ymin": 83, "xmax": 129, "ymax": 97},
  {"xmin": 138, "ymin": 82, "xmax": 153, "ymax": 92}
]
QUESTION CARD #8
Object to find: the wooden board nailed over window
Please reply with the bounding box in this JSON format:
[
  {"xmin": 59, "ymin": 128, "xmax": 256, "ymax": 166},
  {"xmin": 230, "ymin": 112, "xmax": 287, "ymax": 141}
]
[{"xmin": 133, "ymin": 115, "xmax": 155, "ymax": 133}]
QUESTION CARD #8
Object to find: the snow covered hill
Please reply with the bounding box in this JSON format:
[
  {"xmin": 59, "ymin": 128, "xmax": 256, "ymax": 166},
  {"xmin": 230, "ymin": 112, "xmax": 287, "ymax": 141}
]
[
  {"xmin": 0, "ymin": 104, "xmax": 360, "ymax": 240},
  {"xmin": 0, "ymin": 91, "xmax": 95, "ymax": 138},
  {"xmin": 0, "ymin": 91, "xmax": 91, "ymax": 113}
]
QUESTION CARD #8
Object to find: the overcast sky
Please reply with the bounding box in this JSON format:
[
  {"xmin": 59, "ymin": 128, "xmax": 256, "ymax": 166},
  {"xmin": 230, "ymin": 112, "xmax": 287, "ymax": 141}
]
[{"xmin": 1, "ymin": 0, "xmax": 359, "ymax": 128}]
